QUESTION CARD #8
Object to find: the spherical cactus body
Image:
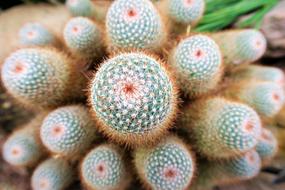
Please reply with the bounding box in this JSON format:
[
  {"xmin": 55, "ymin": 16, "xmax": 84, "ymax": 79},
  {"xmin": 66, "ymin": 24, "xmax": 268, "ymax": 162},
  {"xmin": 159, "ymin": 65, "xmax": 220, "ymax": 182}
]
[
  {"xmin": 1, "ymin": 48, "xmax": 85, "ymax": 109},
  {"xmin": 63, "ymin": 17, "xmax": 103, "ymax": 62},
  {"xmin": 211, "ymin": 29, "xmax": 266, "ymax": 69},
  {"xmin": 31, "ymin": 158, "xmax": 75, "ymax": 190},
  {"xmin": 40, "ymin": 105, "xmax": 97, "ymax": 158},
  {"xmin": 106, "ymin": 0, "xmax": 166, "ymax": 52},
  {"xmin": 66, "ymin": 0, "xmax": 96, "ymax": 17},
  {"xmin": 170, "ymin": 34, "xmax": 222, "ymax": 98},
  {"xmin": 256, "ymin": 128, "xmax": 278, "ymax": 162},
  {"xmin": 223, "ymin": 81, "xmax": 285, "ymax": 117},
  {"xmin": 134, "ymin": 136, "xmax": 195, "ymax": 190},
  {"xmin": 88, "ymin": 52, "xmax": 178, "ymax": 146},
  {"xmin": 231, "ymin": 64, "xmax": 285, "ymax": 86},
  {"xmin": 179, "ymin": 97, "xmax": 262, "ymax": 159},
  {"xmin": 18, "ymin": 22, "xmax": 58, "ymax": 47},
  {"xmin": 2, "ymin": 115, "xmax": 46, "ymax": 167},
  {"xmin": 80, "ymin": 144, "xmax": 130, "ymax": 190}
]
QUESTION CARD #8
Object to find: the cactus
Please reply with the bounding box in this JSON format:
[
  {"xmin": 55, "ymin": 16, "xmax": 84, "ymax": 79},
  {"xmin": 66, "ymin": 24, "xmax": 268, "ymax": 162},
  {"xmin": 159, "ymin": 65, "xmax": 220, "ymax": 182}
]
[
  {"xmin": 80, "ymin": 144, "xmax": 130, "ymax": 190},
  {"xmin": 40, "ymin": 105, "xmax": 97, "ymax": 158},
  {"xmin": 106, "ymin": 0, "xmax": 166, "ymax": 52},
  {"xmin": 211, "ymin": 29, "xmax": 266, "ymax": 69},
  {"xmin": 88, "ymin": 52, "xmax": 177, "ymax": 146},
  {"xmin": 230, "ymin": 64, "xmax": 285, "ymax": 86},
  {"xmin": 18, "ymin": 22, "xmax": 58, "ymax": 47},
  {"xmin": 164, "ymin": 0, "xmax": 205, "ymax": 25},
  {"xmin": 31, "ymin": 158, "xmax": 75, "ymax": 190},
  {"xmin": 66, "ymin": 0, "xmax": 96, "ymax": 17},
  {"xmin": 179, "ymin": 97, "xmax": 262, "ymax": 159},
  {"xmin": 256, "ymin": 128, "xmax": 278, "ymax": 162},
  {"xmin": 63, "ymin": 17, "xmax": 103, "ymax": 62},
  {"xmin": 134, "ymin": 136, "xmax": 195, "ymax": 190},
  {"xmin": 169, "ymin": 34, "xmax": 223, "ymax": 98},
  {"xmin": 2, "ymin": 115, "xmax": 46, "ymax": 167},
  {"xmin": 1, "ymin": 48, "xmax": 85, "ymax": 109},
  {"xmin": 223, "ymin": 81, "xmax": 285, "ymax": 117}
]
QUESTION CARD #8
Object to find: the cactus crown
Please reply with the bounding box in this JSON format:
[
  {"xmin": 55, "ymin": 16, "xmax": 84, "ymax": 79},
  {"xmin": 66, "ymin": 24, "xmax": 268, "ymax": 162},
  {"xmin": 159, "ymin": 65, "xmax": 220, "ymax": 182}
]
[
  {"xmin": 63, "ymin": 17, "xmax": 102, "ymax": 56},
  {"xmin": 171, "ymin": 34, "xmax": 222, "ymax": 96},
  {"xmin": 18, "ymin": 22, "xmax": 55, "ymax": 47},
  {"xmin": 167, "ymin": 0, "xmax": 205, "ymax": 25},
  {"xmin": 40, "ymin": 105, "xmax": 96, "ymax": 157},
  {"xmin": 256, "ymin": 128, "xmax": 278, "ymax": 160},
  {"xmin": 66, "ymin": 0, "xmax": 95, "ymax": 17},
  {"xmin": 2, "ymin": 126, "xmax": 43, "ymax": 167},
  {"xmin": 135, "ymin": 137, "xmax": 194, "ymax": 190},
  {"xmin": 1, "ymin": 48, "xmax": 81, "ymax": 108},
  {"xmin": 89, "ymin": 52, "xmax": 176, "ymax": 145},
  {"xmin": 106, "ymin": 0, "xmax": 165, "ymax": 51},
  {"xmin": 31, "ymin": 158, "xmax": 75, "ymax": 190},
  {"xmin": 81, "ymin": 144, "xmax": 128, "ymax": 190}
]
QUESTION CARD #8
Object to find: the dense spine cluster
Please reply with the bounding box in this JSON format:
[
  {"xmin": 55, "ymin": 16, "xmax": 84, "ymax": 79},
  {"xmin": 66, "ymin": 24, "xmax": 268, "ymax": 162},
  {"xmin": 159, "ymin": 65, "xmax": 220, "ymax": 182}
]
[
  {"xmin": 180, "ymin": 97, "xmax": 262, "ymax": 159},
  {"xmin": 18, "ymin": 22, "xmax": 57, "ymax": 47},
  {"xmin": 223, "ymin": 81, "xmax": 285, "ymax": 117},
  {"xmin": 31, "ymin": 158, "xmax": 75, "ymax": 190},
  {"xmin": 134, "ymin": 136, "xmax": 195, "ymax": 190},
  {"xmin": 80, "ymin": 144, "xmax": 130, "ymax": 190},
  {"xmin": 40, "ymin": 105, "xmax": 97, "ymax": 158},
  {"xmin": 2, "ymin": 115, "xmax": 46, "ymax": 167},
  {"xmin": 106, "ymin": 0, "xmax": 166, "ymax": 52},
  {"xmin": 170, "ymin": 34, "xmax": 223, "ymax": 98},
  {"xmin": 211, "ymin": 29, "xmax": 266, "ymax": 69},
  {"xmin": 63, "ymin": 17, "xmax": 103, "ymax": 62},
  {"xmin": 88, "ymin": 52, "xmax": 177, "ymax": 146},
  {"xmin": 1, "ymin": 48, "xmax": 85, "ymax": 109}
]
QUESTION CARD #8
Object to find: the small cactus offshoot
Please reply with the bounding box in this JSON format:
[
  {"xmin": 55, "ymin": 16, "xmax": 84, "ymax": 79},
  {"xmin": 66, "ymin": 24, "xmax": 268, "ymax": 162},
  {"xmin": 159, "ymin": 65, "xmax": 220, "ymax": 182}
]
[
  {"xmin": 66, "ymin": 0, "xmax": 96, "ymax": 18},
  {"xmin": 80, "ymin": 144, "xmax": 130, "ymax": 190},
  {"xmin": 31, "ymin": 158, "xmax": 75, "ymax": 190},
  {"xmin": 40, "ymin": 105, "xmax": 97, "ymax": 158},
  {"xmin": 88, "ymin": 52, "xmax": 177, "ymax": 146},
  {"xmin": 180, "ymin": 97, "xmax": 262, "ymax": 159},
  {"xmin": 106, "ymin": 0, "xmax": 166, "ymax": 52},
  {"xmin": 134, "ymin": 136, "xmax": 195, "ymax": 190},
  {"xmin": 256, "ymin": 128, "xmax": 278, "ymax": 162},
  {"xmin": 170, "ymin": 34, "xmax": 223, "ymax": 98}
]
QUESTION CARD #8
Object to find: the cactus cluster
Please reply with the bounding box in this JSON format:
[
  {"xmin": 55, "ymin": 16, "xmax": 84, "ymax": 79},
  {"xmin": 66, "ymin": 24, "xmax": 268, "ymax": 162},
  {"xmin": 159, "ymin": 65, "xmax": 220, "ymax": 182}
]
[{"xmin": 0, "ymin": 0, "xmax": 283, "ymax": 189}]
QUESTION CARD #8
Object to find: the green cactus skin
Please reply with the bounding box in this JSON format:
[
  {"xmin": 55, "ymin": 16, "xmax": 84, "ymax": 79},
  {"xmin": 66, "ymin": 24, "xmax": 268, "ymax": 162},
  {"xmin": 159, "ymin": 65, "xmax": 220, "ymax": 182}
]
[
  {"xmin": 165, "ymin": 0, "xmax": 205, "ymax": 25},
  {"xmin": 170, "ymin": 34, "xmax": 223, "ymax": 98},
  {"xmin": 106, "ymin": 0, "xmax": 166, "ymax": 52},
  {"xmin": 179, "ymin": 97, "xmax": 262, "ymax": 159},
  {"xmin": 40, "ymin": 105, "xmax": 97, "ymax": 158},
  {"xmin": 223, "ymin": 81, "xmax": 285, "ymax": 117},
  {"xmin": 2, "ymin": 115, "xmax": 46, "ymax": 167},
  {"xmin": 31, "ymin": 158, "xmax": 75, "ymax": 190},
  {"xmin": 211, "ymin": 29, "xmax": 266, "ymax": 69},
  {"xmin": 63, "ymin": 17, "xmax": 103, "ymax": 62},
  {"xmin": 18, "ymin": 22, "xmax": 57, "ymax": 47},
  {"xmin": 256, "ymin": 128, "xmax": 278, "ymax": 162},
  {"xmin": 230, "ymin": 65, "xmax": 285, "ymax": 86},
  {"xmin": 1, "ymin": 48, "xmax": 85, "ymax": 109},
  {"xmin": 80, "ymin": 144, "xmax": 130, "ymax": 190},
  {"xmin": 88, "ymin": 52, "xmax": 178, "ymax": 146},
  {"xmin": 192, "ymin": 150, "xmax": 261, "ymax": 190},
  {"xmin": 134, "ymin": 136, "xmax": 195, "ymax": 190}
]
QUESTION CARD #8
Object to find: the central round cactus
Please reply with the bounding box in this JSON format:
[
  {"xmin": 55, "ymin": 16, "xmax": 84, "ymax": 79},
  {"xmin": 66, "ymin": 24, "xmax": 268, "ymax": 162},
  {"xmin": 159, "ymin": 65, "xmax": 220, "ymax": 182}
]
[
  {"xmin": 88, "ymin": 52, "xmax": 177, "ymax": 146},
  {"xmin": 31, "ymin": 158, "xmax": 75, "ymax": 190},
  {"xmin": 170, "ymin": 34, "xmax": 222, "ymax": 97},
  {"xmin": 180, "ymin": 97, "xmax": 262, "ymax": 159},
  {"xmin": 80, "ymin": 144, "xmax": 130, "ymax": 190},
  {"xmin": 106, "ymin": 0, "xmax": 165, "ymax": 51},
  {"xmin": 1, "ymin": 48, "xmax": 85, "ymax": 109},
  {"xmin": 166, "ymin": 0, "xmax": 205, "ymax": 25},
  {"xmin": 134, "ymin": 137, "xmax": 195, "ymax": 190},
  {"xmin": 18, "ymin": 22, "xmax": 56, "ymax": 47},
  {"xmin": 40, "ymin": 105, "xmax": 97, "ymax": 158},
  {"xmin": 63, "ymin": 17, "xmax": 103, "ymax": 61}
]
